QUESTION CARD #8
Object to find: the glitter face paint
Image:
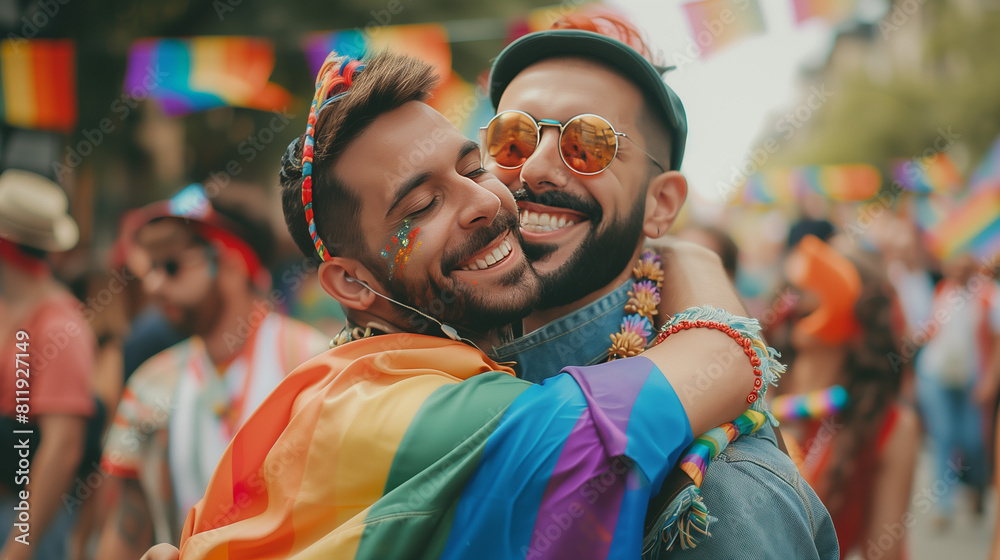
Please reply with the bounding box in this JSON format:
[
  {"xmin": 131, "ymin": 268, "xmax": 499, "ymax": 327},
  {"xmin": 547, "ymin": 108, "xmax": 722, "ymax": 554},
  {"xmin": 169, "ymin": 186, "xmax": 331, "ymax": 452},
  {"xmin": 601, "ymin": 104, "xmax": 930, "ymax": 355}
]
[{"xmin": 380, "ymin": 219, "xmax": 421, "ymax": 279}]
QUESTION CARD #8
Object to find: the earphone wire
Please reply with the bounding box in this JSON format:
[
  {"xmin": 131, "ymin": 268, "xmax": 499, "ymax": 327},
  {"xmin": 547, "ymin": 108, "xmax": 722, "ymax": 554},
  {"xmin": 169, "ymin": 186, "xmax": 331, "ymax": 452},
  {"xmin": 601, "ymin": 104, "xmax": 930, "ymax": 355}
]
[{"xmin": 347, "ymin": 278, "xmax": 483, "ymax": 353}]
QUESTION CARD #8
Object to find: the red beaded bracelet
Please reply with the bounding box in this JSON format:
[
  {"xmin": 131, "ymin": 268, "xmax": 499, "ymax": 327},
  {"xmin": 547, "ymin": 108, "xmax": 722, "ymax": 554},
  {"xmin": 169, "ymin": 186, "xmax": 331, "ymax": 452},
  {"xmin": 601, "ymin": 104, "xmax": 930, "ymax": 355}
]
[{"xmin": 654, "ymin": 320, "xmax": 763, "ymax": 404}]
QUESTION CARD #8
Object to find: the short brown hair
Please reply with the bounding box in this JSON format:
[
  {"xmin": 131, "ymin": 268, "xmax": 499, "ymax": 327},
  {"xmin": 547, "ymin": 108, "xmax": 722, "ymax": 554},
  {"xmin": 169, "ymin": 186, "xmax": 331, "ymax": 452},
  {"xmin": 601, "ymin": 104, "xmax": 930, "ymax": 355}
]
[{"xmin": 280, "ymin": 50, "xmax": 438, "ymax": 261}]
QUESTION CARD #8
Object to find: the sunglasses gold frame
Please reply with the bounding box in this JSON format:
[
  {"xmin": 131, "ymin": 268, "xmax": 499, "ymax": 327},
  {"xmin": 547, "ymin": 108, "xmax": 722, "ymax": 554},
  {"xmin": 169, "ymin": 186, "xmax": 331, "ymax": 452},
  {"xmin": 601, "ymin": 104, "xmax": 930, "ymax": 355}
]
[{"xmin": 481, "ymin": 110, "xmax": 665, "ymax": 176}]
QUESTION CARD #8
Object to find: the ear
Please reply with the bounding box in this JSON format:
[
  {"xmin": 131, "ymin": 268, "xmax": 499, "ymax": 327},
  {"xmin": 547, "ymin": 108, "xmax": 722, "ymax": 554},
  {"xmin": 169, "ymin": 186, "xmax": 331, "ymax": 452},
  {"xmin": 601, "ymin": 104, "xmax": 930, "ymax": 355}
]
[
  {"xmin": 643, "ymin": 171, "xmax": 687, "ymax": 239},
  {"xmin": 318, "ymin": 257, "xmax": 381, "ymax": 311}
]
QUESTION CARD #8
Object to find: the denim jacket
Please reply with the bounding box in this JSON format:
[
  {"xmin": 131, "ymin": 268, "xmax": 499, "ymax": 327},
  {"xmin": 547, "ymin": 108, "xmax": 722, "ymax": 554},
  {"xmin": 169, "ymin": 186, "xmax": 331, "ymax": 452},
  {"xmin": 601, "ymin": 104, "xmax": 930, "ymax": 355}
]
[{"xmin": 492, "ymin": 280, "xmax": 839, "ymax": 559}]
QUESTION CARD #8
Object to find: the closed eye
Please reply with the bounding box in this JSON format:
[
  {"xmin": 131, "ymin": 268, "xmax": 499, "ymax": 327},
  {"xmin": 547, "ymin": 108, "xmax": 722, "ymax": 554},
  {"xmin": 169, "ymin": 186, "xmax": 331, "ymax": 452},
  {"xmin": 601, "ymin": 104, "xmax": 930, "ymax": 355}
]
[{"xmin": 408, "ymin": 196, "xmax": 439, "ymax": 219}]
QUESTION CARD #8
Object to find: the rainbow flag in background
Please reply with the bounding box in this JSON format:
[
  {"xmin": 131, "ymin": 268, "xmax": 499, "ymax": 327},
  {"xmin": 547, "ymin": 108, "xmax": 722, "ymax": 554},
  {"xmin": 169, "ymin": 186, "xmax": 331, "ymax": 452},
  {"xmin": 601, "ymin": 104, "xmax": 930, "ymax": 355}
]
[
  {"xmin": 0, "ymin": 39, "xmax": 76, "ymax": 132},
  {"xmin": 807, "ymin": 164, "xmax": 880, "ymax": 201},
  {"xmin": 792, "ymin": 0, "xmax": 857, "ymax": 23},
  {"xmin": 124, "ymin": 37, "xmax": 292, "ymax": 117},
  {"xmin": 303, "ymin": 25, "xmax": 482, "ymax": 133},
  {"xmin": 907, "ymin": 193, "xmax": 952, "ymax": 233},
  {"xmin": 682, "ymin": 0, "xmax": 765, "ymax": 58},
  {"xmin": 740, "ymin": 165, "xmax": 880, "ymax": 204},
  {"xmin": 303, "ymin": 25, "xmax": 451, "ymax": 84},
  {"xmin": 928, "ymin": 189, "xmax": 1000, "ymax": 260},
  {"xmin": 741, "ymin": 168, "xmax": 802, "ymax": 204},
  {"xmin": 969, "ymin": 134, "xmax": 1000, "ymax": 193},
  {"xmin": 178, "ymin": 335, "xmax": 692, "ymax": 559},
  {"xmin": 892, "ymin": 152, "xmax": 962, "ymax": 194}
]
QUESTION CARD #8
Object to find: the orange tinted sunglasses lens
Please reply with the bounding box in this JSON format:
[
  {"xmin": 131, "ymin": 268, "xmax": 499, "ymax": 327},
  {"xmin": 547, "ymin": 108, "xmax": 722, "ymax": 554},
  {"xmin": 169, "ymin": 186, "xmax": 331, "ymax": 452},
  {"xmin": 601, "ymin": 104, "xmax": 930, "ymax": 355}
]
[
  {"xmin": 486, "ymin": 111, "xmax": 538, "ymax": 169},
  {"xmin": 560, "ymin": 115, "xmax": 618, "ymax": 175}
]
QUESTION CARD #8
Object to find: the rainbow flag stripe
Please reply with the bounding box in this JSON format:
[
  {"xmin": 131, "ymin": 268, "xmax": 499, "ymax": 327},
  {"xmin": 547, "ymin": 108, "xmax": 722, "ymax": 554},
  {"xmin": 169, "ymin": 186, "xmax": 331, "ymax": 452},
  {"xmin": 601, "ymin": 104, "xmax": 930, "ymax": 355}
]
[
  {"xmin": 302, "ymin": 25, "xmax": 481, "ymax": 132},
  {"xmin": 928, "ymin": 189, "xmax": 1000, "ymax": 259},
  {"xmin": 0, "ymin": 39, "xmax": 76, "ymax": 132},
  {"xmin": 892, "ymin": 152, "xmax": 962, "ymax": 193},
  {"xmin": 683, "ymin": 0, "xmax": 765, "ymax": 58},
  {"xmin": 179, "ymin": 335, "xmax": 693, "ymax": 559},
  {"xmin": 303, "ymin": 25, "xmax": 451, "ymax": 83},
  {"xmin": 970, "ymin": 134, "xmax": 1000, "ymax": 193},
  {"xmin": 124, "ymin": 37, "xmax": 292, "ymax": 117},
  {"xmin": 792, "ymin": 0, "xmax": 857, "ymax": 23},
  {"xmin": 740, "ymin": 165, "xmax": 880, "ymax": 204},
  {"xmin": 905, "ymin": 193, "xmax": 951, "ymax": 233}
]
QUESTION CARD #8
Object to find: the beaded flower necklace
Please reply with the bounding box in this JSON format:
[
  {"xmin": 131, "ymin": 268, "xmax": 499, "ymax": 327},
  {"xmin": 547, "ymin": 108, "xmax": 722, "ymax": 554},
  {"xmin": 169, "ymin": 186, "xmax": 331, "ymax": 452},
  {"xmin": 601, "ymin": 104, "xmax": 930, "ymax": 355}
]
[{"xmin": 608, "ymin": 249, "xmax": 664, "ymax": 360}]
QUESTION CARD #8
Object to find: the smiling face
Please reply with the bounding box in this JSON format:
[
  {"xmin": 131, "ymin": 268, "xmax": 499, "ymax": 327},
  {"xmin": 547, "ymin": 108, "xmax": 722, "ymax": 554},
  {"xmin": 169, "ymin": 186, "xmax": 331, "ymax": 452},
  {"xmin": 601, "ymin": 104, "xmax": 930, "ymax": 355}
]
[
  {"xmin": 135, "ymin": 219, "xmax": 222, "ymax": 336},
  {"xmin": 334, "ymin": 101, "xmax": 540, "ymax": 331},
  {"xmin": 488, "ymin": 57, "xmax": 656, "ymax": 309}
]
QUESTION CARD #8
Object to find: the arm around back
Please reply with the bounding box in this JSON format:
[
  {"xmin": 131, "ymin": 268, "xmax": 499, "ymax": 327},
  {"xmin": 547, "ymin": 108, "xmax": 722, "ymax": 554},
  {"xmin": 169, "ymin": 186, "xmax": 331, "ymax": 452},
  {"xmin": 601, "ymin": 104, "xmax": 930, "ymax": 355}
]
[{"xmin": 641, "ymin": 241, "xmax": 756, "ymax": 435}]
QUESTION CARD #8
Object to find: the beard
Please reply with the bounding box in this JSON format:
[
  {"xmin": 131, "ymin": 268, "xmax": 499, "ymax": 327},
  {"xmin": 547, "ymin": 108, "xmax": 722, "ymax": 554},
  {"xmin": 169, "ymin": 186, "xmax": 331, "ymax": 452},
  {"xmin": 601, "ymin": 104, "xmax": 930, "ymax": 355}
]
[
  {"xmin": 519, "ymin": 187, "xmax": 646, "ymax": 310},
  {"xmin": 371, "ymin": 208, "xmax": 540, "ymax": 335}
]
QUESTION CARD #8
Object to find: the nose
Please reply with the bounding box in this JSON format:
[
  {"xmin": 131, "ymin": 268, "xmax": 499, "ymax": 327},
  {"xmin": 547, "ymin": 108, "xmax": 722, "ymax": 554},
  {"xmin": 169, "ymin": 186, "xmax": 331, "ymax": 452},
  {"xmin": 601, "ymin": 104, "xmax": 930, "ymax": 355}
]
[
  {"xmin": 519, "ymin": 126, "xmax": 570, "ymax": 194},
  {"xmin": 456, "ymin": 179, "xmax": 503, "ymax": 230}
]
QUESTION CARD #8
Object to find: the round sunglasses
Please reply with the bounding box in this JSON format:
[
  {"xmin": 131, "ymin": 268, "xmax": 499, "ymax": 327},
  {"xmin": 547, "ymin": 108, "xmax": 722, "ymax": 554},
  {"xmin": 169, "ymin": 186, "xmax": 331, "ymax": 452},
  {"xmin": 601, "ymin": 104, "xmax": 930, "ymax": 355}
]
[
  {"xmin": 144, "ymin": 245, "xmax": 216, "ymax": 280},
  {"xmin": 481, "ymin": 110, "xmax": 665, "ymax": 176}
]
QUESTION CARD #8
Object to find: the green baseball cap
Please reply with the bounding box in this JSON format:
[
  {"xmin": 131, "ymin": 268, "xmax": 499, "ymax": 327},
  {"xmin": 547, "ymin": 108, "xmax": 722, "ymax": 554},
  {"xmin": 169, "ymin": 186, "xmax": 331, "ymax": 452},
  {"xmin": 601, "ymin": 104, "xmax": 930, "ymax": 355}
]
[{"xmin": 489, "ymin": 29, "xmax": 688, "ymax": 171}]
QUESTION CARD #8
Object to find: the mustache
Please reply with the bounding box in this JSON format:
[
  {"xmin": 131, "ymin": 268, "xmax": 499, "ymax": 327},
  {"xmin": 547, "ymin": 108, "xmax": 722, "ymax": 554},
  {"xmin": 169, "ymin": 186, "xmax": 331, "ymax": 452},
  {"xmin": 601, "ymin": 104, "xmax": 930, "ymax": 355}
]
[
  {"xmin": 440, "ymin": 208, "xmax": 521, "ymax": 274},
  {"xmin": 513, "ymin": 185, "xmax": 602, "ymax": 223}
]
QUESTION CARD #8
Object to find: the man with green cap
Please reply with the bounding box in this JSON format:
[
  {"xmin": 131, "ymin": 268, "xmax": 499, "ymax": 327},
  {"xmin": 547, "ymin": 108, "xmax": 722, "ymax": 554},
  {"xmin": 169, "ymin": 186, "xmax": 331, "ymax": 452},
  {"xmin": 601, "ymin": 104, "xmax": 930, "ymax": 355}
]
[{"xmin": 483, "ymin": 15, "xmax": 839, "ymax": 558}]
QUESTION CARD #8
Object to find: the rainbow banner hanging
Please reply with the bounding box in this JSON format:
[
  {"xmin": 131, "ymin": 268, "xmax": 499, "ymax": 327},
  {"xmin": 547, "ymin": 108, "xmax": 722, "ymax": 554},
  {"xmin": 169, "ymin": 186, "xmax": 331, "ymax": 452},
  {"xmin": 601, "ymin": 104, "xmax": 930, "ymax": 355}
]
[
  {"xmin": 892, "ymin": 152, "xmax": 962, "ymax": 194},
  {"xmin": 928, "ymin": 189, "xmax": 1000, "ymax": 260},
  {"xmin": 0, "ymin": 39, "xmax": 76, "ymax": 132},
  {"xmin": 969, "ymin": 134, "xmax": 1000, "ymax": 193},
  {"xmin": 792, "ymin": 0, "xmax": 857, "ymax": 23},
  {"xmin": 303, "ymin": 25, "xmax": 482, "ymax": 133},
  {"xmin": 683, "ymin": 0, "xmax": 765, "ymax": 58},
  {"xmin": 124, "ymin": 37, "xmax": 292, "ymax": 117},
  {"xmin": 303, "ymin": 25, "xmax": 451, "ymax": 84},
  {"xmin": 740, "ymin": 165, "xmax": 880, "ymax": 204}
]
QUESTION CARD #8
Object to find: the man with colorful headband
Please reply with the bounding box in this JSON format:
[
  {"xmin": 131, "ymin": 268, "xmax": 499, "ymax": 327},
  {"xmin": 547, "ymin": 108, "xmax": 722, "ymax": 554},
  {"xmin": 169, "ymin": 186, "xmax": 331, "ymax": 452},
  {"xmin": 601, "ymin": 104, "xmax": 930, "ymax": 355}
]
[
  {"xmin": 96, "ymin": 185, "xmax": 329, "ymax": 559},
  {"xmin": 163, "ymin": 50, "xmax": 784, "ymax": 560},
  {"xmin": 483, "ymin": 17, "xmax": 838, "ymax": 558}
]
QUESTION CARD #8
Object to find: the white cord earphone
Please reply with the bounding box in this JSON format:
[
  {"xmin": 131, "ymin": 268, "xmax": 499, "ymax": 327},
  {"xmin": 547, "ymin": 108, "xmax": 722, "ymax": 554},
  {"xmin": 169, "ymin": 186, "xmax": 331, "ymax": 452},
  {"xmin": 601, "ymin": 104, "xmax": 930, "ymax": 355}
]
[{"xmin": 345, "ymin": 276, "xmax": 463, "ymax": 342}]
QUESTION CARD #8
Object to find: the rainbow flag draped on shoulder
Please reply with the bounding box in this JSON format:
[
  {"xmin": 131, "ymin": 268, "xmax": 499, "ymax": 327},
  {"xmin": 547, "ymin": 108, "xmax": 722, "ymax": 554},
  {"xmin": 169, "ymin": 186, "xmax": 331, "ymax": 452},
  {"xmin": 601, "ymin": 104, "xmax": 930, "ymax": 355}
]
[{"xmin": 179, "ymin": 334, "xmax": 692, "ymax": 559}]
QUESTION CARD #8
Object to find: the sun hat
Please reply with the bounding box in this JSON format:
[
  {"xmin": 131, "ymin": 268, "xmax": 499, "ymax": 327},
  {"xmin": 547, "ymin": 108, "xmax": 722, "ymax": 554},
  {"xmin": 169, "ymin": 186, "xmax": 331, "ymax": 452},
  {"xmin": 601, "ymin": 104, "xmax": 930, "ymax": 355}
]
[{"xmin": 0, "ymin": 169, "xmax": 79, "ymax": 252}]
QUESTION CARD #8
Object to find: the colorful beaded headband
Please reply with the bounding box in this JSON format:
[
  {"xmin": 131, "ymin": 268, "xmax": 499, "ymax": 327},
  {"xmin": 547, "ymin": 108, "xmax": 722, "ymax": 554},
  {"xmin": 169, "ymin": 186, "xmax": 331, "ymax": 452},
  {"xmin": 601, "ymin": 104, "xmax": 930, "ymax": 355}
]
[{"xmin": 301, "ymin": 53, "xmax": 366, "ymax": 261}]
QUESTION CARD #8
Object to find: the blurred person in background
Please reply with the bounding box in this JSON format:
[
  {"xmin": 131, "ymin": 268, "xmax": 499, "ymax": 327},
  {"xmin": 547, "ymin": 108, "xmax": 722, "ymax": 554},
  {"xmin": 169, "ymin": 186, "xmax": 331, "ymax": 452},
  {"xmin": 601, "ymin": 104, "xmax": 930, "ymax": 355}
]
[
  {"xmin": 0, "ymin": 170, "xmax": 101, "ymax": 560},
  {"xmin": 875, "ymin": 216, "xmax": 933, "ymax": 408},
  {"xmin": 777, "ymin": 234, "xmax": 920, "ymax": 560},
  {"xmin": 113, "ymin": 208, "xmax": 186, "ymax": 386},
  {"xmin": 67, "ymin": 264, "xmax": 133, "ymax": 560},
  {"xmin": 96, "ymin": 184, "xmax": 329, "ymax": 559},
  {"xmin": 915, "ymin": 253, "xmax": 1000, "ymax": 529},
  {"xmin": 70, "ymin": 208, "xmax": 185, "ymax": 560}
]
